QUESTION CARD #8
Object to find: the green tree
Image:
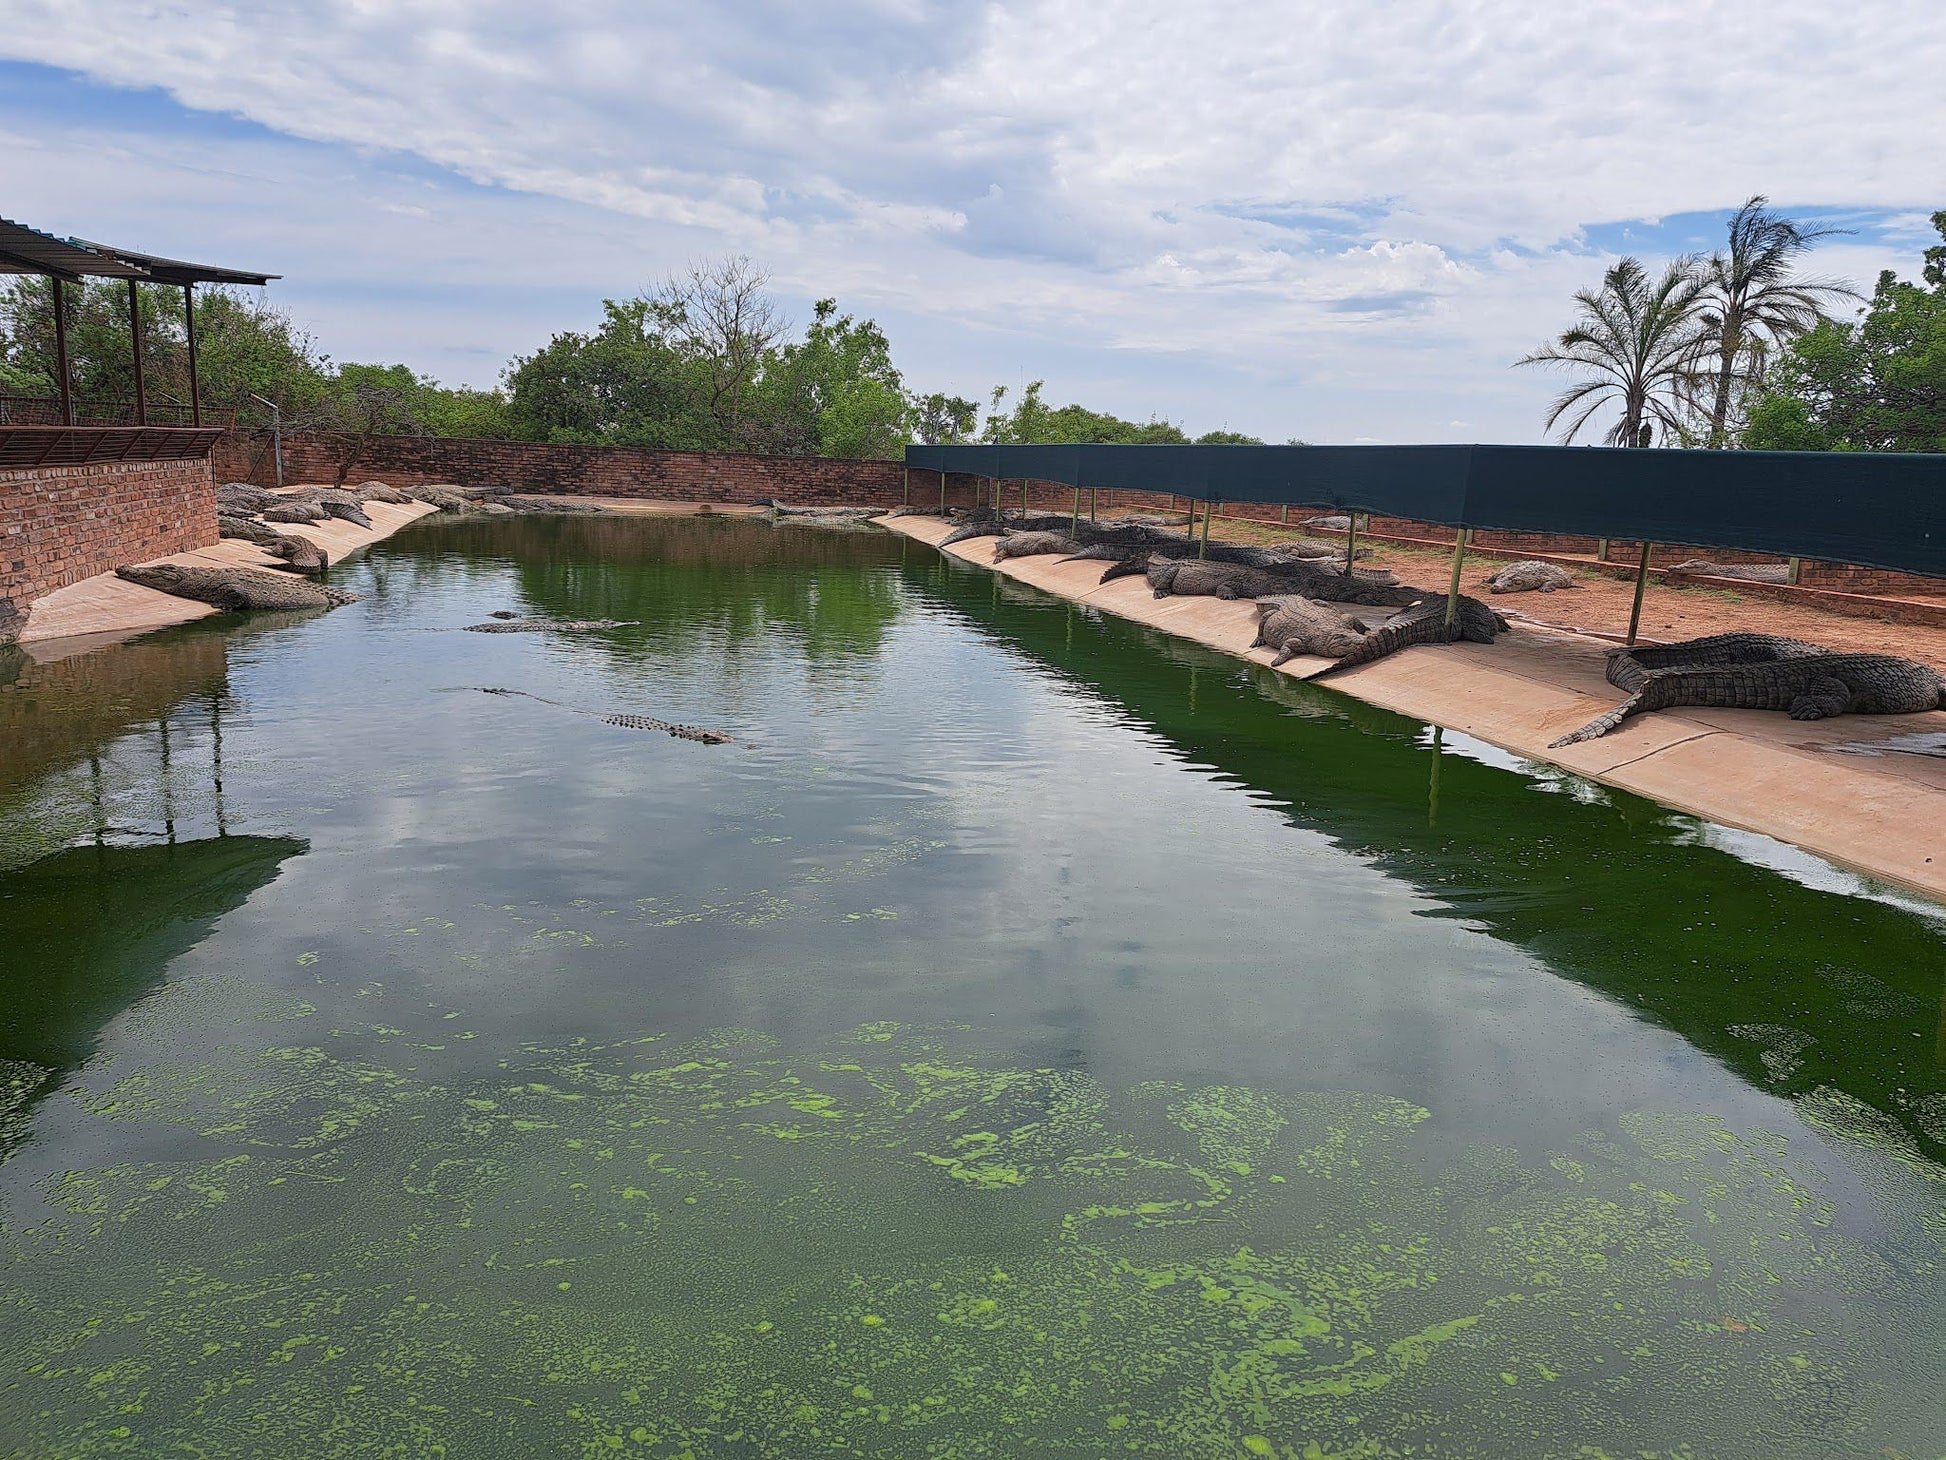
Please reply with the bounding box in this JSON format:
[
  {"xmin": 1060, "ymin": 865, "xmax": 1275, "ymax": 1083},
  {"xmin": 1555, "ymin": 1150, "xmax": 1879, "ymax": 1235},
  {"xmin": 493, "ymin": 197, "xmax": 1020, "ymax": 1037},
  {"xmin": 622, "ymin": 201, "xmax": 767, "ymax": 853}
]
[
  {"xmin": 914, "ymin": 392, "xmax": 980, "ymax": 445},
  {"xmin": 504, "ymin": 299, "xmax": 716, "ymax": 449},
  {"xmin": 1744, "ymin": 211, "xmax": 1946, "ymax": 453},
  {"xmin": 1693, "ymin": 196, "xmax": 1857, "ymax": 447},
  {"xmin": 980, "ymin": 381, "xmax": 1191, "ymax": 444},
  {"xmin": 1516, "ymin": 256, "xmax": 1707, "ymax": 447},
  {"xmin": 768, "ymin": 300, "xmax": 910, "ymax": 459},
  {"xmin": 1194, "ymin": 429, "xmax": 1265, "ymax": 445}
]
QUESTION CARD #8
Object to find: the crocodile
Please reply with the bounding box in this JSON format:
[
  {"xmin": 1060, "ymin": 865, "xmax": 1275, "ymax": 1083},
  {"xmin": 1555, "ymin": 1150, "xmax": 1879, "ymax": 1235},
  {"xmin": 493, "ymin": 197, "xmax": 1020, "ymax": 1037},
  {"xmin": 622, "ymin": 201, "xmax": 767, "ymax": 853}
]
[
  {"xmin": 473, "ymin": 686, "xmax": 732, "ymax": 744},
  {"xmin": 116, "ymin": 564, "xmax": 360, "ymax": 612},
  {"xmin": 351, "ymin": 480, "xmax": 416, "ymax": 504},
  {"xmin": 310, "ymin": 492, "xmax": 375, "ymax": 529},
  {"xmin": 461, "ymin": 618, "xmax": 638, "ymax": 633},
  {"xmin": 939, "ymin": 512, "xmax": 1077, "ymax": 546},
  {"xmin": 261, "ymin": 501, "xmax": 330, "ymax": 523},
  {"xmin": 1664, "ymin": 558, "xmax": 1792, "ymax": 584},
  {"xmin": 398, "ymin": 483, "xmax": 474, "ymax": 512},
  {"xmin": 1099, "ymin": 541, "xmax": 1400, "ymax": 586},
  {"xmin": 1485, "ymin": 560, "xmax": 1580, "ymax": 593},
  {"xmin": 1549, "ymin": 634, "xmax": 1946, "ymax": 745},
  {"xmin": 1251, "ymin": 595, "xmax": 1372, "ymax": 665},
  {"xmin": 265, "ymin": 533, "xmax": 330, "ymax": 574},
  {"xmin": 1304, "ymin": 594, "xmax": 1509, "ymax": 680},
  {"xmin": 218, "ymin": 512, "xmax": 282, "ymax": 545},
  {"xmin": 216, "ymin": 482, "xmax": 283, "ymax": 514},
  {"xmin": 1602, "ymin": 632, "xmax": 1834, "ymax": 691},
  {"xmin": 1147, "ymin": 557, "xmax": 1420, "ymax": 607},
  {"xmin": 991, "ymin": 530, "xmax": 1082, "ymax": 561}
]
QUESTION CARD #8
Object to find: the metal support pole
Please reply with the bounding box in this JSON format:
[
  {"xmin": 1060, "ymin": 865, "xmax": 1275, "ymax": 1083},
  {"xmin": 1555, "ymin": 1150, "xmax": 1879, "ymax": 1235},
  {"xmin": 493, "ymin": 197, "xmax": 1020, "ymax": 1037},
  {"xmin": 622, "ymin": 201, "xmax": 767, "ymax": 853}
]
[
  {"xmin": 1345, "ymin": 513, "xmax": 1359, "ymax": 575},
  {"xmin": 1596, "ymin": 538, "xmax": 1610, "ymax": 563},
  {"xmin": 51, "ymin": 276, "xmax": 73, "ymax": 426},
  {"xmin": 1787, "ymin": 556, "xmax": 1801, "ymax": 586},
  {"xmin": 127, "ymin": 278, "xmax": 147, "ymax": 425},
  {"xmin": 902, "ymin": 466, "xmax": 910, "ymax": 507},
  {"xmin": 1199, "ymin": 500, "xmax": 1213, "ymax": 558},
  {"xmin": 183, "ymin": 283, "xmax": 201, "ymax": 426},
  {"xmin": 1089, "ymin": 487, "xmax": 1098, "ymax": 523},
  {"xmin": 252, "ymin": 394, "xmax": 283, "ymax": 488},
  {"xmin": 1281, "ymin": 504, "xmax": 1289, "ymax": 525},
  {"xmin": 1071, "ymin": 486, "xmax": 1081, "ymax": 534},
  {"xmin": 1023, "ymin": 477, "xmax": 1030, "ymax": 515},
  {"xmin": 939, "ymin": 470, "xmax": 948, "ymax": 512},
  {"xmin": 1626, "ymin": 541, "xmax": 1653, "ymax": 646},
  {"xmin": 1442, "ymin": 528, "xmax": 1470, "ymax": 631}
]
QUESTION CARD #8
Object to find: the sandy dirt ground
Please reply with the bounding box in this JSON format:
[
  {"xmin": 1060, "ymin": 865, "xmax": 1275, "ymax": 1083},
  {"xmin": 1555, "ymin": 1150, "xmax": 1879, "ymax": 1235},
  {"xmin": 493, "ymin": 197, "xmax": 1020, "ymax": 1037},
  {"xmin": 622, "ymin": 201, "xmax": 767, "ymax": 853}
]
[{"xmin": 1205, "ymin": 521, "xmax": 1946, "ymax": 674}]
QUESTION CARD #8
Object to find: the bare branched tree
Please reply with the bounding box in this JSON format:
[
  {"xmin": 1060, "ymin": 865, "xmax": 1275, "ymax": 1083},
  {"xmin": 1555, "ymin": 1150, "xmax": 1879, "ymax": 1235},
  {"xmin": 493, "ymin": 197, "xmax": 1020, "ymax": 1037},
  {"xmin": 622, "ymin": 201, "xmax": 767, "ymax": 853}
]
[
  {"xmin": 651, "ymin": 256, "xmax": 787, "ymax": 449},
  {"xmin": 1517, "ymin": 257, "xmax": 1708, "ymax": 447}
]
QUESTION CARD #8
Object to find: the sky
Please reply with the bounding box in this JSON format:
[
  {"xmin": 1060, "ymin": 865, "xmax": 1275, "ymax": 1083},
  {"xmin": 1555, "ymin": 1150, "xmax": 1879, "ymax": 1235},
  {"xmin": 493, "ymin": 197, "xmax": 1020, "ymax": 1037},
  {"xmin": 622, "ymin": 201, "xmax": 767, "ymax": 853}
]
[{"xmin": 2, "ymin": 1, "xmax": 1940, "ymax": 444}]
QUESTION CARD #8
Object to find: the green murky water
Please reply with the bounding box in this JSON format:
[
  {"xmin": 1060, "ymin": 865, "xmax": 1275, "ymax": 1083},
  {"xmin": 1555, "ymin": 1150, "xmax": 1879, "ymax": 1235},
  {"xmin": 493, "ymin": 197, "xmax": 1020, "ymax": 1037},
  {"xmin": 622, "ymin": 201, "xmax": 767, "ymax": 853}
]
[{"xmin": 1, "ymin": 515, "xmax": 1942, "ymax": 1458}]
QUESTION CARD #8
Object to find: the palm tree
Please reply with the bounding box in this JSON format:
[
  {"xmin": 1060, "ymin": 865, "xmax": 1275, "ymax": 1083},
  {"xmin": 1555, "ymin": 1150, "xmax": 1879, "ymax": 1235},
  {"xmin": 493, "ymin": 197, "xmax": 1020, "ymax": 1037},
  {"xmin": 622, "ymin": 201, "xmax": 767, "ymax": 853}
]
[
  {"xmin": 1517, "ymin": 256, "xmax": 1706, "ymax": 446},
  {"xmin": 1695, "ymin": 196, "xmax": 1858, "ymax": 447}
]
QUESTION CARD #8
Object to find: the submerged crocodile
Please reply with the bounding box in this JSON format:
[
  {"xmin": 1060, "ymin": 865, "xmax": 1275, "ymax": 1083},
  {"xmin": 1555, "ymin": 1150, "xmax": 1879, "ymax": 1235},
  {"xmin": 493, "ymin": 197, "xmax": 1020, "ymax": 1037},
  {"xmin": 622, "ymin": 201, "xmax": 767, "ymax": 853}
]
[
  {"xmin": 1147, "ymin": 558, "xmax": 1419, "ymax": 607},
  {"xmin": 1304, "ymin": 594, "xmax": 1509, "ymax": 680},
  {"xmin": 116, "ymin": 564, "xmax": 360, "ymax": 612},
  {"xmin": 461, "ymin": 618, "xmax": 638, "ymax": 633},
  {"xmin": 473, "ymin": 687, "xmax": 733, "ymax": 744},
  {"xmin": 1251, "ymin": 595, "xmax": 1371, "ymax": 665},
  {"xmin": 1549, "ymin": 633, "xmax": 1946, "ymax": 745}
]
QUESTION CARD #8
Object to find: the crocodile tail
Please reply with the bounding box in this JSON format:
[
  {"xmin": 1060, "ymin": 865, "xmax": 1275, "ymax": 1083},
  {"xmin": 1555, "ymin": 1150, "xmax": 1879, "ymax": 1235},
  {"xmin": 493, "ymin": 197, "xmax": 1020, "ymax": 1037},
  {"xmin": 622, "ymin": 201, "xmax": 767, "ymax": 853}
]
[
  {"xmin": 1548, "ymin": 689, "xmax": 1648, "ymax": 747},
  {"xmin": 1302, "ymin": 606, "xmax": 1439, "ymax": 681},
  {"xmin": 1099, "ymin": 556, "xmax": 1149, "ymax": 583}
]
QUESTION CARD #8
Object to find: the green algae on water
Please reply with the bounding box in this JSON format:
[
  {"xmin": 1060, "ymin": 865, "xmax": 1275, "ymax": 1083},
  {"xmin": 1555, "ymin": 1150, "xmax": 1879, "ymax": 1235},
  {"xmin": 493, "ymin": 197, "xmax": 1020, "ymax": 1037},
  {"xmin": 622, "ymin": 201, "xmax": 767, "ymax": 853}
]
[{"xmin": 3, "ymin": 1018, "xmax": 1941, "ymax": 1459}]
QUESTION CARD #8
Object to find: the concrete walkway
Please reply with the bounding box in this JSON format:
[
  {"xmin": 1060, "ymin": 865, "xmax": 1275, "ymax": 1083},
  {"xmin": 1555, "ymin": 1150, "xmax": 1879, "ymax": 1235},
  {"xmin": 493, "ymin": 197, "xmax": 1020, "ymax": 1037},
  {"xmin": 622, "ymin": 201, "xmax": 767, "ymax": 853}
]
[
  {"xmin": 18, "ymin": 494, "xmax": 439, "ymax": 648},
  {"xmin": 881, "ymin": 513, "xmax": 1946, "ymax": 904}
]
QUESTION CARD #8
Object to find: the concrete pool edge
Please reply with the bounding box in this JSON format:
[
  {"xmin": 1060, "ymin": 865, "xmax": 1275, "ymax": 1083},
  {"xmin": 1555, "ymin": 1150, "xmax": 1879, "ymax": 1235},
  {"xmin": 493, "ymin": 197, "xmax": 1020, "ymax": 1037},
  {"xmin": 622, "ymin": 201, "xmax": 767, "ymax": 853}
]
[{"xmin": 877, "ymin": 512, "xmax": 1946, "ymax": 905}]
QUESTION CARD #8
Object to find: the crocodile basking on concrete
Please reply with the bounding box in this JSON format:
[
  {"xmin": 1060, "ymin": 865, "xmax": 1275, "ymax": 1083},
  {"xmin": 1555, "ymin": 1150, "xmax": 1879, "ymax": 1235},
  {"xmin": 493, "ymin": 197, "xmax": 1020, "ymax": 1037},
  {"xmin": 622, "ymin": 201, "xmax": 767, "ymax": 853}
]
[
  {"xmin": 1304, "ymin": 593, "xmax": 1510, "ymax": 680},
  {"xmin": 1147, "ymin": 557, "xmax": 1419, "ymax": 607},
  {"xmin": 991, "ymin": 530, "xmax": 1083, "ymax": 561},
  {"xmin": 116, "ymin": 564, "xmax": 360, "ymax": 612},
  {"xmin": 265, "ymin": 534, "xmax": 330, "ymax": 574},
  {"xmin": 1485, "ymin": 560, "xmax": 1580, "ymax": 593},
  {"xmin": 1251, "ymin": 595, "xmax": 1372, "ymax": 665},
  {"xmin": 1549, "ymin": 633, "xmax": 1946, "ymax": 745},
  {"xmin": 472, "ymin": 687, "xmax": 733, "ymax": 743}
]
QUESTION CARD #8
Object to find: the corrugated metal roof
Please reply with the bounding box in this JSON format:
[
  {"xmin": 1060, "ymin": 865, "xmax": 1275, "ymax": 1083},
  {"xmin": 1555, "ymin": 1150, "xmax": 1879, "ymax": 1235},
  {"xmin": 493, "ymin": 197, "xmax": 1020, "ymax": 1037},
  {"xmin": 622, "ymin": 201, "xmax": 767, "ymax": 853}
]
[
  {"xmin": 0, "ymin": 217, "xmax": 148, "ymax": 282},
  {"xmin": 74, "ymin": 240, "xmax": 278, "ymax": 287},
  {"xmin": 0, "ymin": 216, "xmax": 276, "ymax": 286}
]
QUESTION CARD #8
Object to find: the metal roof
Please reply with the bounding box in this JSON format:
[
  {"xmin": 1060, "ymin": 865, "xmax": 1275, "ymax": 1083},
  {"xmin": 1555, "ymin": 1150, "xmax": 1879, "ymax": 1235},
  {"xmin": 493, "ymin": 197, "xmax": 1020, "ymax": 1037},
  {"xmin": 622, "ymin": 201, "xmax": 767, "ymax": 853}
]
[
  {"xmin": 0, "ymin": 217, "xmax": 148, "ymax": 282},
  {"xmin": 73, "ymin": 240, "xmax": 278, "ymax": 287},
  {"xmin": 0, "ymin": 216, "xmax": 276, "ymax": 286}
]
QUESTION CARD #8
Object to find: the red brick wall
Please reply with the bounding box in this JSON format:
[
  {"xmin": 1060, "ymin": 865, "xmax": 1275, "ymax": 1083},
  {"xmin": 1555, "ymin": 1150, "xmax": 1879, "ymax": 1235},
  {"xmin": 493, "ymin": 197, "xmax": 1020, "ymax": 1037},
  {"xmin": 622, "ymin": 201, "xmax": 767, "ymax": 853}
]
[
  {"xmin": 214, "ymin": 432, "xmax": 913, "ymax": 508},
  {"xmin": 1796, "ymin": 562, "xmax": 1946, "ymax": 597},
  {"xmin": 1, "ymin": 456, "xmax": 217, "ymax": 640}
]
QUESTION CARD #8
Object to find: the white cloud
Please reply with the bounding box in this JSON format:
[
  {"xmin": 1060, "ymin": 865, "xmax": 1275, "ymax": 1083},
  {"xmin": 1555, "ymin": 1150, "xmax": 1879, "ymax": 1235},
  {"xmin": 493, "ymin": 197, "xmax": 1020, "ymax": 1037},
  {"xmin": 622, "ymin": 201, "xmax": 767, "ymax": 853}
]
[{"xmin": 2, "ymin": 0, "xmax": 1937, "ymax": 441}]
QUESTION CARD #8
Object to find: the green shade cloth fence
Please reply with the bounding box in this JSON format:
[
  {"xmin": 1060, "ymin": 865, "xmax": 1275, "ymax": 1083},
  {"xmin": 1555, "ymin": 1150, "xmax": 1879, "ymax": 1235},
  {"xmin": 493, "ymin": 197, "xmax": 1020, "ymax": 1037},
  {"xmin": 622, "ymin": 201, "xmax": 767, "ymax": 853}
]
[{"xmin": 904, "ymin": 443, "xmax": 1946, "ymax": 579}]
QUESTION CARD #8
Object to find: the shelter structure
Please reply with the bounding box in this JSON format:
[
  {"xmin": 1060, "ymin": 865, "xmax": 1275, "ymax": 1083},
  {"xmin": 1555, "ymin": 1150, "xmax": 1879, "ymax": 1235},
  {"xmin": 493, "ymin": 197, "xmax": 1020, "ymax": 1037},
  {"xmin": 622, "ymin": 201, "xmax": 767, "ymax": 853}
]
[
  {"xmin": 0, "ymin": 216, "xmax": 277, "ymax": 462},
  {"xmin": 905, "ymin": 442, "xmax": 1946, "ymax": 641}
]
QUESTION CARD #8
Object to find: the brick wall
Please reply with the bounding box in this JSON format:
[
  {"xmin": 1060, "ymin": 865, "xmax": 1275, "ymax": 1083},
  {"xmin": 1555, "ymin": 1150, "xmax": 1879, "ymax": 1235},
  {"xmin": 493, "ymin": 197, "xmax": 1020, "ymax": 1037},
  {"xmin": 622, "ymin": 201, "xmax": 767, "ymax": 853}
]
[
  {"xmin": 214, "ymin": 431, "xmax": 913, "ymax": 508},
  {"xmin": 1, "ymin": 456, "xmax": 217, "ymax": 641}
]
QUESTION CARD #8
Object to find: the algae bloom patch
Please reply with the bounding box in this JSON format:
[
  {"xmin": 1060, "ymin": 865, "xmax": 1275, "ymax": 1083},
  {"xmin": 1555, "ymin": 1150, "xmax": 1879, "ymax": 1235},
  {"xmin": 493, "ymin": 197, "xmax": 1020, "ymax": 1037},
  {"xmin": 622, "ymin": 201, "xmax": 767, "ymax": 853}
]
[{"xmin": 3, "ymin": 1018, "xmax": 1939, "ymax": 1458}]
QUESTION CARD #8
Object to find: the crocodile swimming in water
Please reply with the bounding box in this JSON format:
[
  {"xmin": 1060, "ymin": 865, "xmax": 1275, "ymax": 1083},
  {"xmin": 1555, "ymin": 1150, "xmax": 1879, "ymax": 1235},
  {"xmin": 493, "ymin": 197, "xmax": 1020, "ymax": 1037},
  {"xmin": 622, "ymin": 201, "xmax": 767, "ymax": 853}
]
[
  {"xmin": 1549, "ymin": 633, "xmax": 1946, "ymax": 745},
  {"xmin": 1251, "ymin": 595, "xmax": 1372, "ymax": 665},
  {"xmin": 472, "ymin": 687, "xmax": 733, "ymax": 743},
  {"xmin": 1304, "ymin": 593, "xmax": 1509, "ymax": 680}
]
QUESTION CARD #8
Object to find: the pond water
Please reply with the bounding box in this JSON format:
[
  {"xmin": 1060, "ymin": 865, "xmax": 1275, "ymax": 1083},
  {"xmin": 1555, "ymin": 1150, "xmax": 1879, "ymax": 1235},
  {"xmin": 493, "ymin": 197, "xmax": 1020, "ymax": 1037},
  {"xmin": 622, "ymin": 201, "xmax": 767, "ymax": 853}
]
[{"xmin": 2, "ymin": 514, "xmax": 1943, "ymax": 1459}]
